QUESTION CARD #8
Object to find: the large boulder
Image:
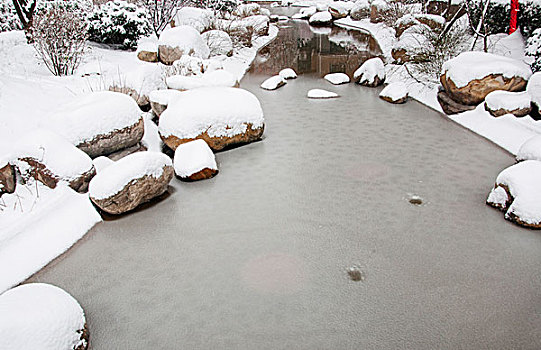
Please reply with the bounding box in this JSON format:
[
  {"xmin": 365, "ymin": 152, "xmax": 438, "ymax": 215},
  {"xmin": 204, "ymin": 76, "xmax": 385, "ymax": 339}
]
[
  {"xmin": 201, "ymin": 30, "xmax": 233, "ymax": 57},
  {"xmin": 89, "ymin": 151, "xmax": 174, "ymax": 215},
  {"xmin": 136, "ymin": 38, "xmax": 158, "ymax": 63},
  {"xmin": 440, "ymin": 52, "xmax": 532, "ymax": 106},
  {"xmin": 437, "ymin": 89, "xmax": 476, "ymax": 115},
  {"xmin": 379, "ymin": 82, "xmax": 409, "ymax": 104},
  {"xmin": 328, "ymin": 1, "xmax": 352, "ymax": 19},
  {"xmin": 171, "ymin": 7, "xmax": 214, "ymax": 32},
  {"xmin": 149, "ymin": 89, "xmax": 184, "ymax": 117},
  {"xmin": 527, "ymin": 72, "xmax": 541, "ymax": 119},
  {"xmin": 414, "ymin": 13, "xmax": 445, "ymax": 32},
  {"xmin": 174, "ymin": 139, "xmax": 218, "ymax": 181},
  {"xmin": 49, "ymin": 91, "xmax": 144, "ymax": 158},
  {"xmin": 158, "ymin": 87, "xmax": 265, "ymax": 151},
  {"xmin": 158, "ymin": 25, "xmax": 210, "ymax": 65},
  {"xmin": 0, "ymin": 161, "xmax": 15, "ymax": 195},
  {"xmin": 13, "ymin": 129, "xmax": 96, "ymax": 193},
  {"xmin": 394, "ymin": 15, "xmax": 421, "ymax": 37},
  {"xmin": 309, "ymin": 11, "xmax": 333, "ymax": 26},
  {"xmin": 391, "ymin": 30, "xmax": 431, "ymax": 64},
  {"xmin": 354, "ymin": 57, "xmax": 385, "ymax": 86},
  {"xmin": 487, "ymin": 160, "xmax": 541, "ymax": 228},
  {"xmin": 484, "ymin": 90, "xmax": 531, "ymax": 117},
  {"xmin": 350, "ymin": 0, "xmax": 371, "ymax": 20},
  {"xmin": 0, "ymin": 283, "xmax": 88, "ymax": 350}
]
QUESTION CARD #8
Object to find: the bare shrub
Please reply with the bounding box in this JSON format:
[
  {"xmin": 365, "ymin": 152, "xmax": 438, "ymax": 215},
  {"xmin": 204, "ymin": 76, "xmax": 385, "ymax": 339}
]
[
  {"xmin": 32, "ymin": 4, "xmax": 88, "ymax": 76},
  {"xmin": 140, "ymin": 0, "xmax": 192, "ymax": 36}
]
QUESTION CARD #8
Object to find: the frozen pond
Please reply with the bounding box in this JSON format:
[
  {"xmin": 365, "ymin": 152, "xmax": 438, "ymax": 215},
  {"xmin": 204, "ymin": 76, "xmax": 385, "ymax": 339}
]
[{"xmin": 28, "ymin": 18, "xmax": 541, "ymax": 350}]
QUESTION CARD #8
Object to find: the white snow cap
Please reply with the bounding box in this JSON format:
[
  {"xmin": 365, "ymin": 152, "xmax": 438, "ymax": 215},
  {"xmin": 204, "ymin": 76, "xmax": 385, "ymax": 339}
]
[
  {"xmin": 279, "ymin": 68, "xmax": 297, "ymax": 79},
  {"xmin": 149, "ymin": 89, "xmax": 184, "ymax": 106},
  {"xmin": 172, "ymin": 7, "xmax": 214, "ymax": 33},
  {"xmin": 442, "ymin": 51, "xmax": 532, "ymax": 89},
  {"xmin": 136, "ymin": 36, "xmax": 158, "ymax": 54},
  {"xmin": 167, "ymin": 69, "xmax": 238, "ymax": 90},
  {"xmin": 354, "ymin": 57, "xmax": 385, "ymax": 83},
  {"xmin": 309, "ymin": 11, "xmax": 332, "ymax": 24},
  {"xmin": 158, "ymin": 25, "xmax": 210, "ymax": 59},
  {"xmin": 324, "ymin": 73, "xmax": 350, "ymax": 85},
  {"xmin": 527, "ymin": 72, "xmax": 541, "ymax": 106},
  {"xmin": 92, "ymin": 156, "xmax": 114, "ymax": 173},
  {"xmin": 517, "ymin": 135, "xmax": 541, "ymax": 162},
  {"xmin": 89, "ymin": 151, "xmax": 172, "ymax": 200},
  {"xmin": 159, "ymin": 87, "xmax": 264, "ymax": 140},
  {"xmin": 292, "ymin": 6, "xmax": 317, "ymax": 19},
  {"xmin": 307, "ymin": 89, "xmax": 339, "ymax": 99},
  {"xmin": 485, "ymin": 90, "xmax": 531, "ymax": 112},
  {"xmin": 49, "ymin": 91, "xmax": 142, "ymax": 147},
  {"xmin": 201, "ymin": 30, "xmax": 233, "ymax": 57},
  {"xmin": 260, "ymin": 75, "xmax": 286, "ymax": 90},
  {"xmin": 379, "ymin": 82, "xmax": 408, "ymax": 102},
  {"xmin": 0, "ymin": 283, "xmax": 87, "ymax": 350},
  {"xmin": 174, "ymin": 139, "xmax": 217, "ymax": 178}
]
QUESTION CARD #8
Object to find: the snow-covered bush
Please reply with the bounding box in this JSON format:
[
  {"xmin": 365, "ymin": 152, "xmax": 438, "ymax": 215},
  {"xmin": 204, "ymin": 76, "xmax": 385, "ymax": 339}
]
[
  {"xmin": 198, "ymin": 0, "xmax": 240, "ymax": 15},
  {"xmin": 140, "ymin": 0, "xmax": 191, "ymax": 36},
  {"xmin": 32, "ymin": 4, "xmax": 88, "ymax": 76},
  {"xmin": 526, "ymin": 28, "xmax": 541, "ymax": 73},
  {"xmin": 0, "ymin": 0, "xmax": 22, "ymax": 32},
  {"xmin": 88, "ymin": 0, "xmax": 150, "ymax": 50}
]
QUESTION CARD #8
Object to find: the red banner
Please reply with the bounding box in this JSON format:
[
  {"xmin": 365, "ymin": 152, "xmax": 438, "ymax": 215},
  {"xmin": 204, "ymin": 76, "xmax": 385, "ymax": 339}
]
[{"xmin": 509, "ymin": 0, "xmax": 519, "ymax": 34}]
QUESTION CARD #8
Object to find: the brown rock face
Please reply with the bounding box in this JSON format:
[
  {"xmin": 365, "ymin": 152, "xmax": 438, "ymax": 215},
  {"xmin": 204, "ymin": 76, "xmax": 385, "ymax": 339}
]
[
  {"xmin": 91, "ymin": 165, "xmax": 174, "ymax": 215},
  {"xmin": 329, "ymin": 6, "xmax": 348, "ymax": 19},
  {"xmin": 484, "ymin": 103, "xmax": 531, "ymax": 118},
  {"xmin": 137, "ymin": 50, "xmax": 158, "ymax": 63},
  {"xmin": 180, "ymin": 167, "xmax": 219, "ymax": 181},
  {"xmin": 77, "ymin": 117, "xmax": 144, "ymax": 158},
  {"xmin": 415, "ymin": 14, "xmax": 444, "ymax": 32},
  {"xmin": 440, "ymin": 73, "xmax": 528, "ymax": 106},
  {"xmin": 162, "ymin": 124, "xmax": 264, "ymax": 151},
  {"xmin": 370, "ymin": 4, "xmax": 388, "ymax": 23},
  {"xmin": 437, "ymin": 90, "xmax": 476, "ymax": 115},
  {"xmin": 380, "ymin": 95, "xmax": 407, "ymax": 104},
  {"xmin": 74, "ymin": 323, "xmax": 90, "ymax": 350},
  {"xmin": 106, "ymin": 142, "xmax": 147, "ymax": 161},
  {"xmin": 151, "ymin": 100, "xmax": 168, "ymax": 117},
  {"xmin": 158, "ymin": 45, "xmax": 195, "ymax": 65},
  {"xmin": 109, "ymin": 86, "xmax": 149, "ymax": 110},
  {"xmin": 391, "ymin": 47, "xmax": 427, "ymax": 64},
  {"xmin": 0, "ymin": 163, "xmax": 16, "ymax": 194}
]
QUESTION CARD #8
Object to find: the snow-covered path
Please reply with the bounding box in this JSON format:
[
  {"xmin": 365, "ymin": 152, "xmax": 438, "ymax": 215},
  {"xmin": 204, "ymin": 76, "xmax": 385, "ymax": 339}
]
[{"xmin": 28, "ymin": 22, "xmax": 541, "ymax": 349}]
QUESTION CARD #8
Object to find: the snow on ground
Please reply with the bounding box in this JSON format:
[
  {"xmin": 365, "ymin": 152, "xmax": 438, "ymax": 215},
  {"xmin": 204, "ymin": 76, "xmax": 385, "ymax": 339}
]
[
  {"xmin": 307, "ymin": 89, "xmax": 339, "ymax": 99},
  {"xmin": 167, "ymin": 69, "xmax": 238, "ymax": 90},
  {"xmin": 173, "ymin": 139, "xmax": 217, "ymax": 178},
  {"xmin": 516, "ymin": 135, "xmax": 541, "ymax": 162}
]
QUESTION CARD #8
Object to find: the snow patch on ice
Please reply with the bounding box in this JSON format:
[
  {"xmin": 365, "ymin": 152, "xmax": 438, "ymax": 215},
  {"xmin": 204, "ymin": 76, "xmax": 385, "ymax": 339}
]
[
  {"xmin": 307, "ymin": 89, "xmax": 339, "ymax": 98},
  {"xmin": 324, "ymin": 72, "xmax": 350, "ymax": 85}
]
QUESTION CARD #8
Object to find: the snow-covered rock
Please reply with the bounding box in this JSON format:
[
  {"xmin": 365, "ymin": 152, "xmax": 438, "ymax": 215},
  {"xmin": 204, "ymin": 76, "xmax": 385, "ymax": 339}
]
[
  {"xmin": 167, "ymin": 69, "xmax": 239, "ymax": 91},
  {"xmin": 527, "ymin": 72, "xmax": 541, "ymax": 119},
  {"xmin": 158, "ymin": 25, "xmax": 210, "ymax": 65},
  {"xmin": 171, "ymin": 7, "xmax": 214, "ymax": 32},
  {"xmin": 392, "ymin": 31, "xmax": 430, "ymax": 64},
  {"xmin": 379, "ymin": 82, "xmax": 409, "ymax": 104},
  {"xmin": 89, "ymin": 151, "xmax": 174, "ymax": 215},
  {"xmin": 201, "ymin": 30, "xmax": 233, "ymax": 57},
  {"xmin": 484, "ymin": 90, "xmax": 531, "ymax": 117},
  {"xmin": 354, "ymin": 57, "xmax": 385, "ymax": 86},
  {"xmin": 92, "ymin": 156, "xmax": 114, "ymax": 173},
  {"xmin": 158, "ymin": 87, "xmax": 265, "ymax": 151},
  {"xmin": 234, "ymin": 3, "xmax": 261, "ymax": 17},
  {"xmin": 414, "ymin": 13, "xmax": 445, "ymax": 32},
  {"xmin": 441, "ymin": 52, "xmax": 533, "ymax": 105},
  {"xmin": 49, "ymin": 91, "xmax": 144, "ymax": 158},
  {"xmin": 307, "ymin": 89, "xmax": 339, "ymax": 99},
  {"xmin": 136, "ymin": 36, "xmax": 158, "ymax": 63},
  {"xmin": 309, "ymin": 11, "xmax": 333, "ymax": 26},
  {"xmin": 394, "ymin": 14, "xmax": 421, "ymax": 37},
  {"xmin": 516, "ymin": 136, "xmax": 541, "ymax": 162},
  {"xmin": 149, "ymin": 89, "xmax": 184, "ymax": 117},
  {"xmin": 328, "ymin": 1, "xmax": 352, "ymax": 19},
  {"xmin": 260, "ymin": 75, "xmax": 286, "ymax": 90},
  {"xmin": 13, "ymin": 129, "xmax": 95, "ymax": 193},
  {"xmin": 487, "ymin": 160, "xmax": 541, "ymax": 228},
  {"xmin": 350, "ymin": 0, "xmax": 370, "ymax": 20},
  {"xmin": 0, "ymin": 283, "xmax": 88, "ymax": 350},
  {"xmin": 109, "ymin": 63, "xmax": 166, "ymax": 108},
  {"xmin": 242, "ymin": 15, "xmax": 271, "ymax": 37},
  {"xmin": 370, "ymin": 0, "xmax": 389, "ymax": 23},
  {"xmin": 324, "ymin": 72, "xmax": 350, "ymax": 85},
  {"xmin": 279, "ymin": 68, "xmax": 297, "ymax": 79},
  {"xmin": 292, "ymin": 6, "xmax": 317, "ymax": 19},
  {"xmin": 174, "ymin": 139, "xmax": 218, "ymax": 181}
]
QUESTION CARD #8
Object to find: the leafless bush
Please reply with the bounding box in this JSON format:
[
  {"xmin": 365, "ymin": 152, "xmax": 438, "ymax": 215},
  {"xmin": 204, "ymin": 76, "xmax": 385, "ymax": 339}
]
[
  {"xmin": 32, "ymin": 5, "xmax": 88, "ymax": 76},
  {"xmin": 140, "ymin": 0, "xmax": 192, "ymax": 36},
  {"xmin": 382, "ymin": 0, "xmax": 419, "ymax": 27}
]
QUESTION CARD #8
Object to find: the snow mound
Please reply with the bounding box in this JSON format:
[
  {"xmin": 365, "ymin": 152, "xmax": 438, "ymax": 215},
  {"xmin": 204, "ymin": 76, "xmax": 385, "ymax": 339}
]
[
  {"xmin": 92, "ymin": 156, "xmax": 114, "ymax": 173},
  {"xmin": 279, "ymin": 68, "xmax": 297, "ymax": 79},
  {"xmin": 261, "ymin": 75, "xmax": 286, "ymax": 90},
  {"xmin": 158, "ymin": 25, "xmax": 210, "ymax": 59},
  {"xmin": 159, "ymin": 87, "xmax": 264, "ymax": 140},
  {"xmin": 485, "ymin": 90, "xmax": 531, "ymax": 114},
  {"xmin": 324, "ymin": 72, "xmax": 350, "ymax": 85},
  {"xmin": 0, "ymin": 283, "xmax": 87, "ymax": 350},
  {"xmin": 48, "ymin": 91, "xmax": 142, "ymax": 147},
  {"xmin": 174, "ymin": 139, "xmax": 217, "ymax": 178},
  {"xmin": 517, "ymin": 135, "xmax": 541, "ymax": 162},
  {"xmin": 167, "ymin": 69, "xmax": 238, "ymax": 90},
  {"xmin": 527, "ymin": 72, "xmax": 541, "ymax": 107},
  {"xmin": 441, "ymin": 52, "xmax": 532, "ymax": 89},
  {"xmin": 89, "ymin": 151, "xmax": 172, "ymax": 200},
  {"xmin": 307, "ymin": 89, "xmax": 339, "ymax": 99},
  {"xmin": 136, "ymin": 36, "xmax": 158, "ymax": 54},
  {"xmin": 292, "ymin": 6, "xmax": 317, "ymax": 19},
  {"xmin": 354, "ymin": 57, "xmax": 385, "ymax": 85},
  {"xmin": 149, "ymin": 89, "xmax": 184, "ymax": 106},
  {"xmin": 379, "ymin": 82, "xmax": 409, "ymax": 103},
  {"xmin": 309, "ymin": 11, "xmax": 332, "ymax": 25},
  {"xmin": 487, "ymin": 160, "xmax": 541, "ymax": 228},
  {"xmin": 172, "ymin": 7, "xmax": 214, "ymax": 33},
  {"xmin": 201, "ymin": 30, "xmax": 233, "ymax": 57}
]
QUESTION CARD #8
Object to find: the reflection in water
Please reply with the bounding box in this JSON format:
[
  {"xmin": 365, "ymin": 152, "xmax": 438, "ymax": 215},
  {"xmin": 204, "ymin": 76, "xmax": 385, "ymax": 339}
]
[{"xmin": 249, "ymin": 21, "xmax": 383, "ymax": 78}]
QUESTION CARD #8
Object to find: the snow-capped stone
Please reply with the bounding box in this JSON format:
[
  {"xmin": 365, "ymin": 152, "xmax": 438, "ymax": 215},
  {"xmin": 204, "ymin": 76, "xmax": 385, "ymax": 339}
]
[
  {"xmin": 158, "ymin": 87, "xmax": 265, "ymax": 151},
  {"xmin": 242, "ymin": 15, "xmax": 270, "ymax": 36},
  {"xmin": 350, "ymin": 0, "xmax": 371, "ymax": 20},
  {"xmin": 109, "ymin": 63, "xmax": 166, "ymax": 108},
  {"xmin": 89, "ymin": 151, "xmax": 174, "ymax": 214},
  {"xmin": 527, "ymin": 72, "xmax": 541, "ymax": 119},
  {"xmin": 379, "ymin": 82, "xmax": 409, "ymax": 104},
  {"xmin": 292, "ymin": 6, "xmax": 317, "ymax": 19},
  {"xmin": 441, "ymin": 52, "xmax": 532, "ymax": 105},
  {"xmin": 316, "ymin": 3, "xmax": 329, "ymax": 12},
  {"xmin": 261, "ymin": 75, "xmax": 286, "ymax": 90},
  {"xmin": 167, "ymin": 69, "xmax": 238, "ymax": 91},
  {"xmin": 354, "ymin": 57, "xmax": 385, "ymax": 86},
  {"xmin": 174, "ymin": 139, "xmax": 218, "ymax": 181},
  {"xmin": 516, "ymin": 136, "xmax": 541, "ymax": 162},
  {"xmin": 279, "ymin": 68, "xmax": 297, "ymax": 79},
  {"xmin": 171, "ymin": 7, "xmax": 214, "ymax": 32},
  {"xmin": 92, "ymin": 156, "xmax": 114, "ymax": 173},
  {"xmin": 136, "ymin": 37, "xmax": 158, "ymax": 63},
  {"xmin": 234, "ymin": 3, "xmax": 261, "ymax": 17},
  {"xmin": 328, "ymin": 1, "xmax": 352, "ymax": 19},
  {"xmin": 486, "ymin": 160, "xmax": 541, "ymax": 228},
  {"xmin": 395, "ymin": 14, "xmax": 421, "ymax": 37},
  {"xmin": 392, "ymin": 31, "xmax": 430, "ymax": 64},
  {"xmin": 201, "ymin": 30, "xmax": 233, "ymax": 57},
  {"xmin": 484, "ymin": 90, "xmax": 531, "ymax": 117},
  {"xmin": 370, "ymin": 0, "xmax": 389, "ymax": 23},
  {"xmin": 414, "ymin": 13, "xmax": 445, "ymax": 31},
  {"xmin": 49, "ymin": 91, "xmax": 144, "ymax": 158},
  {"xmin": 324, "ymin": 72, "xmax": 350, "ymax": 85},
  {"xmin": 158, "ymin": 26, "xmax": 210, "ymax": 65},
  {"xmin": 13, "ymin": 129, "xmax": 95, "ymax": 193},
  {"xmin": 0, "ymin": 283, "xmax": 88, "ymax": 350},
  {"xmin": 309, "ymin": 11, "xmax": 333, "ymax": 26},
  {"xmin": 307, "ymin": 89, "xmax": 339, "ymax": 99},
  {"xmin": 149, "ymin": 89, "xmax": 184, "ymax": 117}
]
